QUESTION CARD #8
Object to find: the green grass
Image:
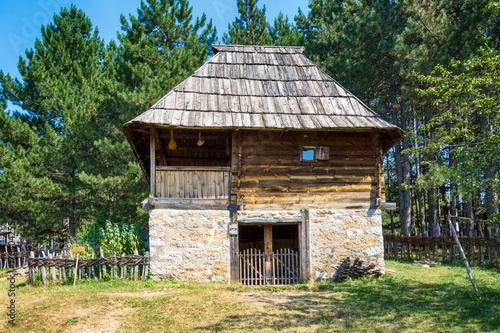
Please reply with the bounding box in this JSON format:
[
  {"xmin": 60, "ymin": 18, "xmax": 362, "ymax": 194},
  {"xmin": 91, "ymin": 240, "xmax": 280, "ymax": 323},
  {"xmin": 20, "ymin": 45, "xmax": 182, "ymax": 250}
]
[{"xmin": 1, "ymin": 261, "xmax": 499, "ymax": 332}]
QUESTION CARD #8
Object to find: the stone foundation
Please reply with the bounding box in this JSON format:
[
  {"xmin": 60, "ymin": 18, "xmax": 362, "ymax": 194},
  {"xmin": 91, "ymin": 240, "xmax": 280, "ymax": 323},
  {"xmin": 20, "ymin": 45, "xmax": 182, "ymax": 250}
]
[
  {"xmin": 148, "ymin": 207, "xmax": 384, "ymax": 282},
  {"xmin": 149, "ymin": 209, "xmax": 231, "ymax": 282},
  {"xmin": 309, "ymin": 208, "xmax": 384, "ymax": 279}
]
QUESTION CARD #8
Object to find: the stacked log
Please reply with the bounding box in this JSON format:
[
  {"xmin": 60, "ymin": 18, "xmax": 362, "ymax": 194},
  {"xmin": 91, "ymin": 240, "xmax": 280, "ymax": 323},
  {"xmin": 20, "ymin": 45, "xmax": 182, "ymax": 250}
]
[{"xmin": 330, "ymin": 257, "xmax": 383, "ymax": 282}]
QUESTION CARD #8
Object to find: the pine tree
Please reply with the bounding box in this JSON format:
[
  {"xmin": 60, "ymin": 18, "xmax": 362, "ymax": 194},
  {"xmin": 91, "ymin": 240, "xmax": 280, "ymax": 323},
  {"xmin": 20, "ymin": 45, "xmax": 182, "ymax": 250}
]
[
  {"xmin": 296, "ymin": 0, "xmax": 414, "ymax": 235},
  {"xmin": 414, "ymin": 48, "xmax": 500, "ymax": 225},
  {"xmin": 117, "ymin": 0, "xmax": 217, "ymax": 110},
  {"xmin": 0, "ymin": 5, "xmax": 147, "ymax": 239},
  {"xmin": 222, "ymin": 0, "xmax": 271, "ymax": 45},
  {"xmin": 269, "ymin": 12, "xmax": 304, "ymax": 46},
  {"xmin": 0, "ymin": 106, "xmax": 65, "ymax": 241}
]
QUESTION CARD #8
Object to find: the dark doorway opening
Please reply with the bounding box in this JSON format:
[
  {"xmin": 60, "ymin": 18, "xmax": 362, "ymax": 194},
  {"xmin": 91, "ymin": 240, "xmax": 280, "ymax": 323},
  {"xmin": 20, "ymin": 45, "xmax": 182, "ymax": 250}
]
[
  {"xmin": 239, "ymin": 225, "xmax": 264, "ymax": 252},
  {"xmin": 272, "ymin": 225, "xmax": 299, "ymax": 252}
]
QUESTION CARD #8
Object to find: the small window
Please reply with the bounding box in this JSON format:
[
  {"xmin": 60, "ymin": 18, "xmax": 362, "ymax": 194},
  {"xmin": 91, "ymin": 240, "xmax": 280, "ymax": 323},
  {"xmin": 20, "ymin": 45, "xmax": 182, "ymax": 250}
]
[
  {"xmin": 300, "ymin": 146, "xmax": 317, "ymax": 162},
  {"xmin": 300, "ymin": 146, "xmax": 330, "ymax": 162}
]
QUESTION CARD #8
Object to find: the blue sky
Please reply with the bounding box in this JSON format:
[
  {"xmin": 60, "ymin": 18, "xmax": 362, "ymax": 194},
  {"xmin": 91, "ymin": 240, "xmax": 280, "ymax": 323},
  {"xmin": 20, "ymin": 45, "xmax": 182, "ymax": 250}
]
[{"xmin": 0, "ymin": 0, "xmax": 310, "ymax": 81}]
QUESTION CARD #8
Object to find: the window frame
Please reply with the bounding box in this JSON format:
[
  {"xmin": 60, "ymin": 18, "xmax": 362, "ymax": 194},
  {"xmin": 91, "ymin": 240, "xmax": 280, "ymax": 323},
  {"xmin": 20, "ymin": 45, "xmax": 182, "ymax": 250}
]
[{"xmin": 300, "ymin": 146, "xmax": 317, "ymax": 162}]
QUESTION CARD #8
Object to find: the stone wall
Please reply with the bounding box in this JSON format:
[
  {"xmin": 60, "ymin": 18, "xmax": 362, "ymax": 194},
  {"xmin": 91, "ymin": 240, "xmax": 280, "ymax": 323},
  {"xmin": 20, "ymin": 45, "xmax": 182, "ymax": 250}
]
[
  {"xmin": 148, "ymin": 208, "xmax": 384, "ymax": 282},
  {"xmin": 148, "ymin": 209, "xmax": 231, "ymax": 282},
  {"xmin": 237, "ymin": 208, "xmax": 384, "ymax": 280},
  {"xmin": 309, "ymin": 208, "xmax": 384, "ymax": 279}
]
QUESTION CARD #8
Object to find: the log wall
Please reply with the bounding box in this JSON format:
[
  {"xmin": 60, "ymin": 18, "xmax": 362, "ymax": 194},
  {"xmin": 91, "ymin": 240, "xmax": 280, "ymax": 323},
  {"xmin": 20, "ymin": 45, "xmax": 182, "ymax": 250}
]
[{"xmin": 231, "ymin": 130, "xmax": 384, "ymax": 210}]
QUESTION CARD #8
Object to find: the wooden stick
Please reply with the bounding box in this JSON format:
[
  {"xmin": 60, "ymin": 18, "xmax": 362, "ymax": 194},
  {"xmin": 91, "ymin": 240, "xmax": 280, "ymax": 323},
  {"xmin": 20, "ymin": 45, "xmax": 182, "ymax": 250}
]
[
  {"xmin": 73, "ymin": 253, "xmax": 79, "ymax": 286},
  {"xmin": 448, "ymin": 216, "xmax": 478, "ymax": 295}
]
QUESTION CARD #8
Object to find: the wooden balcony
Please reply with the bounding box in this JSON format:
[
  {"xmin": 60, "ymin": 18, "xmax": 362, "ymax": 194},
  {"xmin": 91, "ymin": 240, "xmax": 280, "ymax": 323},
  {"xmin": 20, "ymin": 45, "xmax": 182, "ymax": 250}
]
[{"xmin": 150, "ymin": 166, "xmax": 231, "ymax": 209}]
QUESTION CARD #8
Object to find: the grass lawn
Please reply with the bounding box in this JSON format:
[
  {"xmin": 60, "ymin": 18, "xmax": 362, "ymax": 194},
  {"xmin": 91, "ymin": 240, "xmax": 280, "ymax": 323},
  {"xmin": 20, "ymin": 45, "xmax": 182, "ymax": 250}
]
[{"xmin": 0, "ymin": 260, "xmax": 499, "ymax": 332}]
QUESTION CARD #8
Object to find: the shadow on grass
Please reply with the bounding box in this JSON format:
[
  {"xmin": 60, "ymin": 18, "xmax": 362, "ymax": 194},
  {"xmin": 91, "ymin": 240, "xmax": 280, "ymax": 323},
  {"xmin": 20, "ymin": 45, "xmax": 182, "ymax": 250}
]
[{"xmin": 197, "ymin": 278, "xmax": 500, "ymax": 332}]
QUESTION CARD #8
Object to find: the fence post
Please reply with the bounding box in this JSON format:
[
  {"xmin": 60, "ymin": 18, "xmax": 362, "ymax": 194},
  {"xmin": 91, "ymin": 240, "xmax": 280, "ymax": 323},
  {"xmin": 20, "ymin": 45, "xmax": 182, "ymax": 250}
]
[
  {"xmin": 122, "ymin": 253, "xmax": 127, "ymax": 279},
  {"xmin": 68, "ymin": 251, "xmax": 75, "ymax": 279},
  {"xmin": 134, "ymin": 250, "xmax": 139, "ymax": 281},
  {"xmin": 90, "ymin": 253, "xmax": 95, "ymax": 279},
  {"xmin": 16, "ymin": 247, "xmax": 21, "ymax": 267},
  {"xmin": 112, "ymin": 250, "xmax": 117, "ymax": 279},
  {"xmin": 49, "ymin": 252, "xmax": 56, "ymax": 282},
  {"xmin": 29, "ymin": 251, "xmax": 35, "ymax": 284},
  {"xmin": 40, "ymin": 250, "xmax": 47, "ymax": 286},
  {"xmin": 4, "ymin": 250, "xmax": 9, "ymax": 269},
  {"xmin": 143, "ymin": 251, "xmax": 149, "ymax": 279},
  {"xmin": 100, "ymin": 249, "xmax": 106, "ymax": 277}
]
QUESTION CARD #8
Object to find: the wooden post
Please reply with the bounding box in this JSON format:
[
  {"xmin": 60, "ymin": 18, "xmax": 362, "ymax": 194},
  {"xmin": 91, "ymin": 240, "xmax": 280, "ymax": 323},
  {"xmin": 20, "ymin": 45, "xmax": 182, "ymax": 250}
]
[
  {"xmin": 134, "ymin": 250, "xmax": 139, "ymax": 280},
  {"xmin": 17, "ymin": 247, "xmax": 21, "ymax": 267},
  {"xmin": 73, "ymin": 253, "xmax": 79, "ymax": 285},
  {"xmin": 230, "ymin": 211, "xmax": 239, "ymax": 283},
  {"xmin": 264, "ymin": 224, "xmax": 273, "ymax": 285},
  {"xmin": 100, "ymin": 249, "xmax": 106, "ymax": 277},
  {"xmin": 448, "ymin": 216, "xmax": 478, "ymax": 295},
  {"xmin": 29, "ymin": 251, "xmax": 35, "ymax": 284},
  {"xmin": 91, "ymin": 253, "xmax": 96, "ymax": 279},
  {"xmin": 40, "ymin": 250, "xmax": 47, "ymax": 286},
  {"xmin": 49, "ymin": 252, "xmax": 56, "ymax": 282},
  {"xmin": 112, "ymin": 250, "xmax": 117, "ymax": 278},
  {"xmin": 122, "ymin": 253, "xmax": 127, "ymax": 279},
  {"xmin": 58, "ymin": 254, "xmax": 65, "ymax": 280},
  {"xmin": 300, "ymin": 208, "xmax": 310, "ymax": 281},
  {"xmin": 143, "ymin": 251, "xmax": 149, "ymax": 279},
  {"xmin": 150, "ymin": 127, "xmax": 156, "ymax": 200}
]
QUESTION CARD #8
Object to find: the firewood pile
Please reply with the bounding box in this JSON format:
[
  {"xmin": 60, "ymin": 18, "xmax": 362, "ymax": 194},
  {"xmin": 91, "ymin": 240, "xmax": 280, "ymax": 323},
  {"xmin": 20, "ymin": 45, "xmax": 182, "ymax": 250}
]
[{"xmin": 330, "ymin": 257, "xmax": 384, "ymax": 282}]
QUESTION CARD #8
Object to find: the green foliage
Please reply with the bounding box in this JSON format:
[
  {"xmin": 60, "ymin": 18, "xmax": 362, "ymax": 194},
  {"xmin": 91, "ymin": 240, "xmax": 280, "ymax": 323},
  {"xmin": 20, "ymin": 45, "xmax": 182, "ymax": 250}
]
[
  {"xmin": 413, "ymin": 47, "xmax": 500, "ymax": 205},
  {"xmin": 268, "ymin": 12, "xmax": 304, "ymax": 46},
  {"xmin": 296, "ymin": 0, "xmax": 402, "ymax": 107},
  {"xmin": 0, "ymin": 98, "xmax": 65, "ymax": 241},
  {"xmin": 117, "ymin": 0, "xmax": 217, "ymax": 110},
  {"xmin": 222, "ymin": 0, "xmax": 272, "ymax": 45},
  {"xmin": 77, "ymin": 220, "xmax": 145, "ymax": 256},
  {"xmin": 0, "ymin": 5, "xmax": 149, "ymax": 241}
]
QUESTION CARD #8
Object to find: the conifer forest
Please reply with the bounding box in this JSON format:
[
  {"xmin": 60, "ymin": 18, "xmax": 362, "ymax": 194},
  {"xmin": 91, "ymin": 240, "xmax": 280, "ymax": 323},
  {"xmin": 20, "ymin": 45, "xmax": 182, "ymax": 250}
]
[{"xmin": 1, "ymin": 0, "xmax": 499, "ymax": 243}]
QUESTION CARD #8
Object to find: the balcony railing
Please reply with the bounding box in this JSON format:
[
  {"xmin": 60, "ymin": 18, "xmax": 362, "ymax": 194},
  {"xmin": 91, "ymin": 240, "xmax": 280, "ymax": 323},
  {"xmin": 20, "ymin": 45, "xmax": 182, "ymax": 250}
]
[{"xmin": 155, "ymin": 166, "xmax": 230, "ymax": 199}]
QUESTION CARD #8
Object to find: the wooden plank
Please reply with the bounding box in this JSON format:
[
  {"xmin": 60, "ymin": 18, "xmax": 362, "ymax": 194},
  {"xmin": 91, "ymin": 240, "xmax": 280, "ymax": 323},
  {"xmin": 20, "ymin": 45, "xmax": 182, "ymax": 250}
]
[
  {"xmin": 264, "ymin": 225, "xmax": 272, "ymax": 285},
  {"xmin": 156, "ymin": 198, "xmax": 228, "ymax": 209},
  {"xmin": 237, "ymin": 218, "xmax": 302, "ymax": 224},
  {"xmin": 301, "ymin": 208, "xmax": 310, "ymax": 281},
  {"xmin": 230, "ymin": 212, "xmax": 239, "ymax": 283},
  {"xmin": 150, "ymin": 127, "xmax": 156, "ymax": 199},
  {"xmin": 156, "ymin": 166, "xmax": 231, "ymax": 172}
]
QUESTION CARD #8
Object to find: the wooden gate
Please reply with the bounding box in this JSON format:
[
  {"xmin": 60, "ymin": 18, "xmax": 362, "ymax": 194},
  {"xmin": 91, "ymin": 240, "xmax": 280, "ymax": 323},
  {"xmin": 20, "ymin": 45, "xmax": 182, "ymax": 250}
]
[
  {"xmin": 239, "ymin": 248, "xmax": 300, "ymax": 285},
  {"xmin": 273, "ymin": 248, "xmax": 300, "ymax": 285}
]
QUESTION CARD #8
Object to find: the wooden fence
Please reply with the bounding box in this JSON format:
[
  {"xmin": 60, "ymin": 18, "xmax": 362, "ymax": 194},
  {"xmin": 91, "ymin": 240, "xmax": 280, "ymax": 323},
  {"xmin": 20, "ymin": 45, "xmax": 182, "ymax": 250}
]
[
  {"xmin": 1, "ymin": 250, "xmax": 29, "ymax": 269},
  {"xmin": 384, "ymin": 235, "xmax": 500, "ymax": 267},
  {"xmin": 27, "ymin": 250, "xmax": 150, "ymax": 285}
]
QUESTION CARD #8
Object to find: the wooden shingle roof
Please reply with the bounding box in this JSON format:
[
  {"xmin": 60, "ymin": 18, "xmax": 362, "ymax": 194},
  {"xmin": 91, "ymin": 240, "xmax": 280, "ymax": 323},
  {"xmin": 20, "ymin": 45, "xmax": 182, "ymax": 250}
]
[{"xmin": 124, "ymin": 44, "xmax": 404, "ymax": 144}]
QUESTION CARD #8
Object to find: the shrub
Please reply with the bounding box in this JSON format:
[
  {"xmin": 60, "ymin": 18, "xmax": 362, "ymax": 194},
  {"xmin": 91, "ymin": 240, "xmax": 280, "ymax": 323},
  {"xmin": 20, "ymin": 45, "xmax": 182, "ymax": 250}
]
[{"xmin": 77, "ymin": 220, "xmax": 145, "ymax": 256}]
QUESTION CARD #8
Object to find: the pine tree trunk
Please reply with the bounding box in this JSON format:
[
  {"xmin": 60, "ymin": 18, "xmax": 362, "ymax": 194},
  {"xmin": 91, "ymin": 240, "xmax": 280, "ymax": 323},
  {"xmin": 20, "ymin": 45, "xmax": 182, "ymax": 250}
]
[
  {"xmin": 464, "ymin": 201, "xmax": 474, "ymax": 237},
  {"xmin": 66, "ymin": 198, "xmax": 76, "ymax": 238},
  {"xmin": 428, "ymin": 187, "xmax": 438, "ymax": 236},
  {"xmin": 479, "ymin": 115, "xmax": 499, "ymax": 221},
  {"xmin": 389, "ymin": 69, "xmax": 411, "ymax": 236},
  {"xmin": 413, "ymin": 113, "xmax": 426, "ymax": 235}
]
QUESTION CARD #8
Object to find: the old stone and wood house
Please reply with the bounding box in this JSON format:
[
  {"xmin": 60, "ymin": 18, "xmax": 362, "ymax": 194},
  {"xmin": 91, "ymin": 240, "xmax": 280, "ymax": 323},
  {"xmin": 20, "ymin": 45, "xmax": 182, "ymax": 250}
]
[{"xmin": 123, "ymin": 45, "xmax": 404, "ymax": 284}]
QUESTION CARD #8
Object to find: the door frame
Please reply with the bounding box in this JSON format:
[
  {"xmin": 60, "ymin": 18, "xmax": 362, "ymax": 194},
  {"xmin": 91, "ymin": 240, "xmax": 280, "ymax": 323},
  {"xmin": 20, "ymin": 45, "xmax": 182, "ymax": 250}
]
[{"xmin": 230, "ymin": 209, "xmax": 311, "ymax": 283}]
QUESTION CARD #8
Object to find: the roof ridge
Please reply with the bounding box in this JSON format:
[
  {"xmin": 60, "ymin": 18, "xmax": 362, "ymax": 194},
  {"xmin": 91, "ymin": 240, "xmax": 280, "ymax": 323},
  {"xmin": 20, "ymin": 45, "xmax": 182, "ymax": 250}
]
[{"xmin": 212, "ymin": 44, "xmax": 305, "ymax": 54}]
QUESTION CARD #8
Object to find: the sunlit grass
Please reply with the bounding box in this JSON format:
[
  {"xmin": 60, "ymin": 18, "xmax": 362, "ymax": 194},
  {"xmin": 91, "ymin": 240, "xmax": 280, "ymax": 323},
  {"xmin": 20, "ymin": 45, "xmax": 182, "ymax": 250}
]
[{"xmin": 1, "ymin": 260, "xmax": 499, "ymax": 332}]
